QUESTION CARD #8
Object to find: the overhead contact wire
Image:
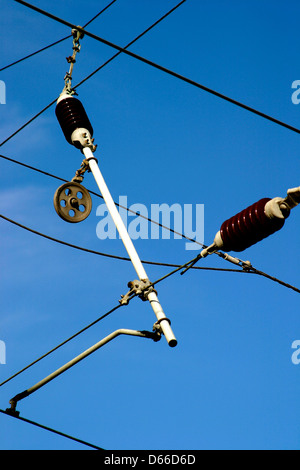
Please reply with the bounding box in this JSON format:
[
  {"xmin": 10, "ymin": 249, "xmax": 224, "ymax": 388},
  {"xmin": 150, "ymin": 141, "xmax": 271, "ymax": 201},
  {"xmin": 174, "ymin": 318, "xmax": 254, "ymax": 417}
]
[{"xmin": 13, "ymin": 0, "xmax": 300, "ymax": 136}]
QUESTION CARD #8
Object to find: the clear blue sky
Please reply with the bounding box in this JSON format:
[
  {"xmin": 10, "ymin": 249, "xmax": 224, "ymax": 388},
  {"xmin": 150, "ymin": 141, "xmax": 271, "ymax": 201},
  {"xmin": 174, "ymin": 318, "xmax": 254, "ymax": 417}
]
[{"xmin": 0, "ymin": 0, "xmax": 299, "ymax": 450}]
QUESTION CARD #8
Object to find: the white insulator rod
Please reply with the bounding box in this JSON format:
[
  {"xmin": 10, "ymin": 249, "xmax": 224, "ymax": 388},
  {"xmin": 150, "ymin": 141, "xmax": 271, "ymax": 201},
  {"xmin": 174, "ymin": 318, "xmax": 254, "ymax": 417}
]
[
  {"xmin": 83, "ymin": 147, "xmax": 177, "ymax": 348},
  {"xmin": 85, "ymin": 150, "xmax": 147, "ymax": 279}
]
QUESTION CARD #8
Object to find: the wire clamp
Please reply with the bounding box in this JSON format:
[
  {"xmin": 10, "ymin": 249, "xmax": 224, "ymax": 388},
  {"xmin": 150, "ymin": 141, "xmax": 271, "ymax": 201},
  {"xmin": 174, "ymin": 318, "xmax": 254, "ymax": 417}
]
[
  {"xmin": 241, "ymin": 260, "xmax": 253, "ymax": 271},
  {"xmin": 72, "ymin": 159, "xmax": 91, "ymax": 183},
  {"xmin": 153, "ymin": 317, "xmax": 172, "ymax": 333},
  {"xmin": 62, "ymin": 26, "xmax": 85, "ymax": 95},
  {"xmin": 72, "ymin": 26, "xmax": 85, "ymax": 44},
  {"xmin": 120, "ymin": 279, "xmax": 157, "ymax": 306}
]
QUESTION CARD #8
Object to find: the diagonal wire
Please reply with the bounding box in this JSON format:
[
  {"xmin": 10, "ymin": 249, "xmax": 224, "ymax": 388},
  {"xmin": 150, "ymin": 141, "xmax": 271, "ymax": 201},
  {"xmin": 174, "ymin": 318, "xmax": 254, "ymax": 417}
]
[
  {"xmin": 0, "ymin": 254, "xmax": 206, "ymax": 391},
  {"xmin": 152, "ymin": 258, "xmax": 300, "ymax": 294},
  {"xmin": 0, "ymin": 304, "xmax": 123, "ymax": 387},
  {"xmin": 0, "ymin": 0, "xmax": 118, "ymax": 72},
  {"xmin": 4, "ymin": 0, "xmax": 297, "ymax": 451},
  {"xmin": 3, "ymin": 249, "xmax": 298, "ymax": 417},
  {"xmin": 0, "ymin": 0, "xmax": 186, "ymax": 147},
  {"xmin": 73, "ymin": 0, "xmax": 187, "ymax": 90},
  {"xmin": 82, "ymin": 0, "xmax": 117, "ymax": 28},
  {"xmin": 13, "ymin": 0, "xmax": 300, "ymax": 136},
  {"xmin": 0, "ymin": 149, "xmax": 207, "ymax": 250},
  {"xmin": 3, "ymin": 0, "xmax": 299, "ymax": 382},
  {"xmin": 0, "ymin": 213, "xmax": 245, "ymax": 273},
  {"xmin": 0, "ymin": 36, "xmax": 70, "ymax": 72},
  {"xmin": 1, "ymin": 240, "xmax": 299, "ymax": 390},
  {"xmin": 0, "ymin": 409, "xmax": 105, "ymax": 450},
  {"xmin": 1, "ymin": 150, "xmax": 300, "ymax": 281},
  {"xmin": 246, "ymin": 267, "xmax": 300, "ymax": 294}
]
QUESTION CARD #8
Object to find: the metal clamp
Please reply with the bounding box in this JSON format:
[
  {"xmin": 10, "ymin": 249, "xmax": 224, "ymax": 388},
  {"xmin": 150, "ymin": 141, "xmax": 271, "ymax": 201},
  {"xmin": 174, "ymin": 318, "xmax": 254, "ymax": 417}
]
[
  {"xmin": 72, "ymin": 26, "xmax": 85, "ymax": 44},
  {"xmin": 153, "ymin": 317, "xmax": 171, "ymax": 335},
  {"xmin": 63, "ymin": 26, "xmax": 85, "ymax": 95},
  {"xmin": 120, "ymin": 279, "xmax": 157, "ymax": 306},
  {"xmin": 5, "ymin": 399, "xmax": 20, "ymax": 417},
  {"xmin": 140, "ymin": 325, "xmax": 162, "ymax": 343},
  {"xmin": 71, "ymin": 129, "xmax": 97, "ymax": 153},
  {"xmin": 71, "ymin": 159, "xmax": 91, "ymax": 183}
]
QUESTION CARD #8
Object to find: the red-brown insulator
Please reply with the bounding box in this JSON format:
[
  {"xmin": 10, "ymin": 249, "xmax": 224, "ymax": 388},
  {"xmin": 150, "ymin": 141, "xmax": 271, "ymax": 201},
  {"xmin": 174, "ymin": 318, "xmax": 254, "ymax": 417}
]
[
  {"xmin": 219, "ymin": 198, "xmax": 286, "ymax": 252},
  {"xmin": 55, "ymin": 96, "xmax": 93, "ymax": 146}
]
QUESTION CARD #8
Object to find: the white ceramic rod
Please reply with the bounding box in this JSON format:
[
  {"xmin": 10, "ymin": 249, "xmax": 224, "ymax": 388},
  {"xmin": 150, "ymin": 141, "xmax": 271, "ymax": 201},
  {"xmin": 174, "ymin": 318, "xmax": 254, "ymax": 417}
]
[{"xmin": 83, "ymin": 148, "xmax": 177, "ymax": 347}]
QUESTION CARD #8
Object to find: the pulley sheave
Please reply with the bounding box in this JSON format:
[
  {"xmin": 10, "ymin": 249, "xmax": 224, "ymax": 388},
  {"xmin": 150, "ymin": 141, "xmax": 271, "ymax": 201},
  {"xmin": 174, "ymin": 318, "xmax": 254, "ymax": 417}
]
[{"xmin": 54, "ymin": 181, "xmax": 92, "ymax": 223}]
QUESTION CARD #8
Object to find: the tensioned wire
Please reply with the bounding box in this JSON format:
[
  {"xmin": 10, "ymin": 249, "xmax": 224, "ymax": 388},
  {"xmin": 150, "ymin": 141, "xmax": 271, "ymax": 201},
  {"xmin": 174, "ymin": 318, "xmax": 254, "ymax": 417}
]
[
  {"xmin": 0, "ymin": 252, "xmax": 236, "ymax": 397},
  {"xmin": 11, "ymin": 0, "xmax": 300, "ymax": 137},
  {"xmin": 0, "ymin": 0, "xmax": 118, "ymax": 72},
  {"xmin": 2, "ymin": 149, "xmax": 300, "ymax": 293},
  {"xmin": 0, "ymin": 0, "xmax": 187, "ymax": 147},
  {"xmin": 1, "ymin": 233, "xmax": 299, "ymax": 390},
  {"xmin": 4, "ymin": 0, "xmax": 298, "ymax": 277},
  {"xmin": 1, "ymin": 242, "xmax": 298, "ymax": 448},
  {"xmin": 0, "ymin": 408, "xmax": 105, "ymax": 450},
  {"xmin": 1, "ymin": 212, "xmax": 299, "ymax": 296},
  {"xmin": 2, "ymin": 1, "xmax": 299, "ymax": 451},
  {"xmin": 0, "ymin": 1, "xmax": 188, "ymax": 452},
  {"xmin": 2, "ymin": 0, "xmax": 298, "ymax": 275}
]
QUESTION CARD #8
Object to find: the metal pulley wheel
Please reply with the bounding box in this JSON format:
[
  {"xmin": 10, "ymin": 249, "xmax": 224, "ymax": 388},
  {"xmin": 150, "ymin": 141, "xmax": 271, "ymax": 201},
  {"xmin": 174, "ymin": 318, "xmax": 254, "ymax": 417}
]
[{"xmin": 54, "ymin": 181, "xmax": 92, "ymax": 223}]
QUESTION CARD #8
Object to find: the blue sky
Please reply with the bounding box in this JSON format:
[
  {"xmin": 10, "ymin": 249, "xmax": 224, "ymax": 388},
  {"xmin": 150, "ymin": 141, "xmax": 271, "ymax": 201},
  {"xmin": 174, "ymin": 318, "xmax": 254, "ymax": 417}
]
[{"xmin": 0, "ymin": 0, "xmax": 300, "ymax": 450}]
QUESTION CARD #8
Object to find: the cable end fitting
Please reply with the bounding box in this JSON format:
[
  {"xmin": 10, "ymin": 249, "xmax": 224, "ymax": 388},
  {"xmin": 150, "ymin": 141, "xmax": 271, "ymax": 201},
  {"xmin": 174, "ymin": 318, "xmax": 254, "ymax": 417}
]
[
  {"xmin": 72, "ymin": 26, "xmax": 85, "ymax": 41},
  {"xmin": 5, "ymin": 399, "xmax": 20, "ymax": 418}
]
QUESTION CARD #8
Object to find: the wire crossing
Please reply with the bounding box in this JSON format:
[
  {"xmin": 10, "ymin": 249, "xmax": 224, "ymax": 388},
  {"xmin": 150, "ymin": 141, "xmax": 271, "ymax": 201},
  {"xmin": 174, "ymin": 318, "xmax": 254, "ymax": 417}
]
[
  {"xmin": 0, "ymin": 213, "xmax": 246, "ymax": 273},
  {"xmin": 0, "ymin": 0, "xmax": 118, "ymax": 72},
  {"xmin": 1, "ymin": 210, "xmax": 299, "ymax": 295},
  {"xmin": 0, "ymin": 1, "xmax": 186, "ymax": 147},
  {"xmin": 2, "ymin": 0, "xmax": 299, "ymax": 451},
  {"xmin": 1, "ymin": 151, "xmax": 299, "ymax": 293},
  {"xmin": 13, "ymin": 0, "xmax": 300, "ymax": 135},
  {"xmin": 3, "ymin": 246, "xmax": 299, "ymax": 421},
  {"xmin": 1, "ymin": 239, "xmax": 299, "ymax": 391}
]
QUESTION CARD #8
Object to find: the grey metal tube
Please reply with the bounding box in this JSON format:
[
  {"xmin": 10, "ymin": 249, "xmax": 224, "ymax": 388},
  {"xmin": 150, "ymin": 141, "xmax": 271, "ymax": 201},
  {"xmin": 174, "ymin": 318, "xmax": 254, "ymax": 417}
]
[{"xmin": 9, "ymin": 329, "xmax": 159, "ymax": 409}]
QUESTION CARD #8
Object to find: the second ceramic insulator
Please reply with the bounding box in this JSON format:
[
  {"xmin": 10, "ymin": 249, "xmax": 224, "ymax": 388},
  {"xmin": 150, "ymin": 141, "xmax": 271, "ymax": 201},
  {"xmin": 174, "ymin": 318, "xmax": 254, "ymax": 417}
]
[{"xmin": 219, "ymin": 198, "xmax": 286, "ymax": 252}]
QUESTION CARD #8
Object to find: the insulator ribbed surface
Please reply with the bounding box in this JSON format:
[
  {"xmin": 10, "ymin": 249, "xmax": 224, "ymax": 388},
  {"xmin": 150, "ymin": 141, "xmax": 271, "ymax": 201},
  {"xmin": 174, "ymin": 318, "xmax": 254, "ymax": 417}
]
[
  {"xmin": 55, "ymin": 97, "xmax": 93, "ymax": 145},
  {"xmin": 220, "ymin": 198, "xmax": 286, "ymax": 252}
]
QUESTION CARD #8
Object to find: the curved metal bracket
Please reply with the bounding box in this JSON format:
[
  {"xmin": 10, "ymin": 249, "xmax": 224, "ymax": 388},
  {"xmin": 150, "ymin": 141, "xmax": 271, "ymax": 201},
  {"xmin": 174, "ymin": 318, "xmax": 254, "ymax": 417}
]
[{"xmin": 6, "ymin": 328, "xmax": 161, "ymax": 416}]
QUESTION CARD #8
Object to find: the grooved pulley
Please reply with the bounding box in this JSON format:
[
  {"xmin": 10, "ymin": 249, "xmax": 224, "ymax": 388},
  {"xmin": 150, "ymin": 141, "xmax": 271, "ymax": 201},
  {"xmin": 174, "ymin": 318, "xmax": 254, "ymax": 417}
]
[{"xmin": 54, "ymin": 181, "xmax": 92, "ymax": 223}]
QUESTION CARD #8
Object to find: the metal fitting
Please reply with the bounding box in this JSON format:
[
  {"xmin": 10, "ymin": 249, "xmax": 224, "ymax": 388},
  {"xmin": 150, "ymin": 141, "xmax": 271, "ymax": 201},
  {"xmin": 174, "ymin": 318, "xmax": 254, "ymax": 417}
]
[{"xmin": 120, "ymin": 279, "xmax": 157, "ymax": 306}]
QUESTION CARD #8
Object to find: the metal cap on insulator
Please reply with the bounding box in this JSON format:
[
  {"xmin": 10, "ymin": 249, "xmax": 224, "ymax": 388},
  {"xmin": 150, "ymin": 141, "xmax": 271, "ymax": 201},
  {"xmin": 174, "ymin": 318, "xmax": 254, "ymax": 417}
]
[{"xmin": 55, "ymin": 93, "xmax": 94, "ymax": 149}]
